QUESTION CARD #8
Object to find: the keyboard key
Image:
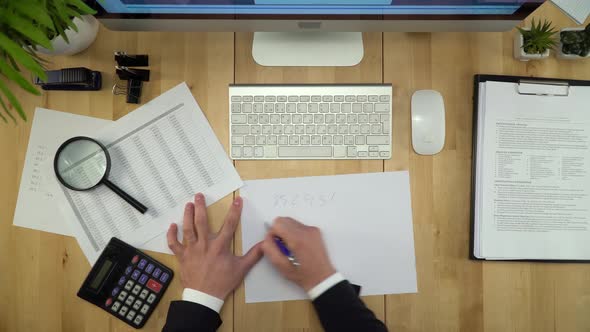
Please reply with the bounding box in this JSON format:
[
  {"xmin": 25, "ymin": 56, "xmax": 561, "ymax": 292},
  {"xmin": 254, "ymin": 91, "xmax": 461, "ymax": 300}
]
[
  {"xmin": 131, "ymin": 270, "xmax": 140, "ymax": 280},
  {"xmin": 380, "ymin": 151, "xmax": 390, "ymax": 158},
  {"xmin": 140, "ymin": 304, "xmax": 150, "ymax": 315},
  {"xmin": 125, "ymin": 295, "xmax": 135, "ymax": 306},
  {"xmin": 341, "ymin": 103, "xmax": 351, "ymax": 113},
  {"xmin": 160, "ymin": 272, "xmax": 170, "ymax": 283},
  {"xmin": 334, "ymin": 135, "xmax": 343, "ymax": 145},
  {"xmin": 117, "ymin": 291, "xmax": 128, "ymax": 302},
  {"xmin": 375, "ymin": 103, "xmax": 390, "ymax": 113},
  {"xmin": 278, "ymin": 146, "xmax": 332, "ymax": 157},
  {"xmin": 231, "ymin": 103, "xmax": 241, "ymax": 113},
  {"xmin": 360, "ymin": 124, "xmax": 371, "ymax": 134},
  {"xmin": 281, "ymin": 114, "xmax": 291, "ymax": 124},
  {"xmin": 369, "ymin": 114, "xmax": 380, "ymax": 123},
  {"xmin": 336, "ymin": 114, "xmax": 347, "ymax": 124},
  {"xmin": 309, "ymin": 103, "xmax": 318, "ymax": 113},
  {"xmin": 255, "ymin": 146, "xmax": 264, "ymax": 157},
  {"xmin": 366, "ymin": 135, "xmax": 390, "ymax": 145},
  {"xmin": 358, "ymin": 151, "xmax": 368, "ymax": 157},
  {"xmin": 322, "ymin": 95, "xmax": 333, "ymax": 102},
  {"xmin": 134, "ymin": 314, "xmax": 144, "ymax": 326},
  {"xmin": 254, "ymin": 96, "xmax": 264, "ymax": 102},
  {"xmin": 322, "ymin": 135, "xmax": 333, "ymax": 145},
  {"xmin": 371, "ymin": 124, "xmax": 382, "ymax": 134},
  {"xmin": 325, "ymin": 114, "xmax": 335, "ymax": 124},
  {"xmin": 145, "ymin": 263, "xmax": 155, "ymax": 274},
  {"xmin": 311, "ymin": 95, "xmax": 321, "ymax": 102},
  {"xmin": 232, "ymin": 136, "xmax": 244, "ymax": 145},
  {"xmin": 357, "ymin": 95, "xmax": 367, "ymax": 102},
  {"xmin": 244, "ymin": 136, "xmax": 255, "ymax": 145},
  {"xmin": 243, "ymin": 96, "xmax": 253, "ymax": 102},
  {"xmin": 338, "ymin": 125, "xmax": 348, "ymax": 134},
  {"xmin": 345, "ymin": 95, "xmax": 356, "ymax": 102},
  {"xmin": 300, "ymin": 135, "xmax": 311, "ymax": 145},
  {"xmin": 262, "ymin": 125, "xmax": 272, "ymax": 134},
  {"xmin": 268, "ymin": 135, "xmax": 277, "ymax": 145},
  {"xmin": 126, "ymin": 310, "xmax": 136, "ymax": 321},
  {"xmin": 231, "ymin": 114, "xmax": 247, "ymax": 124},
  {"xmin": 306, "ymin": 125, "xmax": 316, "ymax": 134},
  {"xmin": 231, "ymin": 125, "xmax": 250, "ymax": 135},
  {"xmin": 111, "ymin": 301, "xmax": 121, "ymax": 312},
  {"xmin": 295, "ymin": 125, "xmax": 305, "ymax": 134},
  {"xmin": 311, "ymin": 135, "xmax": 322, "ymax": 145},
  {"xmin": 137, "ymin": 259, "xmax": 146, "ymax": 269},
  {"xmin": 125, "ymin": 280, "xmax": 134, "ymax": 291},
  {"xmin": 147, "ymin": 279, "xmax": 163, "ymax": 293},
  {"xmin": 132, "ymin": 285, "xmax": 142, "ymax": 295},
  {"xmin": 317, "ymin": 125, "xmax": 327, "ymax": 134},
  {"xmin": 289, "ymin": 136, "xmax": 299, "ymax": 145},
  {"xmin": 334, "ymin": 145, "xmax": 346, "ymax": 157},
  {"xmin": 303, "ymin": 114, "xmax": 313, "ymax": 124},
  {"xmin": 369, "ymin": 146, "xmax": 379, "ymax": 152},
  {"xmin": 369, "ymin": 151, "xmax": 379, "ymax": 157},
  {"xmin": 300, "ymin": 96, "xmax": 310, "ymax": 102},
  {"xmin": 243, "ymin": 146, "xmax": 253, "ymax": 157},
  {"xmin": 334, "ymin": 95, "xmax": 345, "ymax": 102},
  {"xmin": 297, "ymin": 104, "xmax": 307, "ymax": 113},
  {"xmin": 118, "ymin": 276, "xmax": 126, "ymax": 286},
  {"xmin": 265, "ymin": 96, "xmax": 276, "ymax": 102},
  {"xmin": 363, "ymin": 103, "xmax": 374, "ymax": 113},
  {"xmin": 345, "ymin": 135, "xmax": 355, "ymax": 145},
  {"xmin": 125, "ymin": 266, "xmax": 133, "ymax": 275},
  {"xmin": 277, "ymin": 96, "xmax": 287, "ymax": 102},
  {"xmin": 278, "ymin": 136, "xmax": 289, "ymax": 145},
  {"xmin": 276, "ymin": 103, "xmax": 285, "ymax": 113},
  {"xmin": 355, "ymin": 135, "xmax": 365, "ymax": 145},
  {"xmin": 379, "ymin": 95, "xmax": 390, "ymax": 102},
  {"xmin": 284, "ymin": 125, "xmax": 293, "ymax": 134},
  {"xmin": 350, "ymin": 124, "xmax": 360, "ymax": 134},
  {"xmin": 247, "ymin": 114, "xmax": 258, "ymax": 124},
  {"xmin": 264, "ymin": 104, "xmax": 274, "ymax": 113},
  {"xmin": 256, "ymin": 136, "xmax": 266, "ymax": 145},
  {"xmin": 259, "ymin": 114, "xmax": 269, "ymax": 124},
  {"xmin": 369, "ymin": 95, "xmax": 379, "ymax": 102},
  {"xmin": 347, "ymin": 146, "xmax": 357, "ymax": 157},
  {"xmin": 383, "ymin": 120, "xmax": 390, "ymax": 134},
  {"xmin": 132, "ymin": 255, "xmax": 139, "ymax": 264},
  {"xmin": 152, "ymin": 268, "xmax": 162, "ymax": 279},
  {"xmin": 292, "ymin": 114, "xmax": 302, "ymax": 124},
  {"xmin": 314, "ymin": 114, "xmax": 324, "ymax": 123},
  {"xmin": 319, "ymin": 103, "xmax": 329, "ymax": 113},
  {"xmin": 358, "ymin": 114, "xmax": 369, "ymax": 123},
  {"xmin": 330, "ymin": 103, "xmax": 340, "ymax": 113},
  {"xmin": 231, "ymin": 146, "xmax": 242, "ymax": 158},
  {"xmin": 288, "ymin": 96, "xmax": 298, "ymax": 102},
  {"xmin": 133, "ymin": 299, "xmax": 142, "ymax": 310},
  {"xmin": 139, "ymin": 289, "xmax": 149, "ymax": 300},
  {"xmin": 242, "ymin": 103, "xmax": 252, "ymax": 113},
  {"xmin": 286, "ymin": 103, "xmax": 297, "ymax": 113},
  {"xmin": 119, "ymin": 306, "xmax": 128, "ymax": 316},
  {"xmin": 327, "ymin": 125, "xmax": 337, "ymax": 134},
  {"xmin": 352, "ymin": 103, "xmax": 362, "ymax": 113},
  {"xmin": 147, "ymin": 293, "xmax": 157, "ymax": 304},
  {"xmin": 112, "ymin": 287, "xmax": 120, "ymax": 297},
  {"xmin": 253, "ymin": 103, "xmax": 263, "ymax": 113}
]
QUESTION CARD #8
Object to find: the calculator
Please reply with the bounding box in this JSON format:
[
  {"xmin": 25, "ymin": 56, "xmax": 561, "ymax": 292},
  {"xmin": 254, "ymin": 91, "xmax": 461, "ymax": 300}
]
[{"xmin": 77, "ymin": 237, "xmax": 174, "ymax": 329}]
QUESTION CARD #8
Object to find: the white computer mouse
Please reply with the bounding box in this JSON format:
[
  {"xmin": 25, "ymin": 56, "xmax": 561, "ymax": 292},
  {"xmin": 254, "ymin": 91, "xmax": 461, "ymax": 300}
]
[{"xmin": 411, "ymin": 90, "xmax": 446, "ymax": 155}]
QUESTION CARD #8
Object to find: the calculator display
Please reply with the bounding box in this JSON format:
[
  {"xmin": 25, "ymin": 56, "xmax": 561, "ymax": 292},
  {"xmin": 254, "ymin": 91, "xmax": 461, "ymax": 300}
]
[{"xmin": 90, "ymin": 259, "xmax": 113, "ymax": 290}]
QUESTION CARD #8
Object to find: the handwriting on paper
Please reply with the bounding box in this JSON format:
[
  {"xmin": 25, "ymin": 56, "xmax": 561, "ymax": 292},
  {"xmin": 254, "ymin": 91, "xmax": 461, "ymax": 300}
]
[
  {"xmin": 28, "ymin": 144, "xmax": 53, "ymax": 198},
  {"xmin": 273, "ymin": 192, "xmax": 336, "ymax": 209}
]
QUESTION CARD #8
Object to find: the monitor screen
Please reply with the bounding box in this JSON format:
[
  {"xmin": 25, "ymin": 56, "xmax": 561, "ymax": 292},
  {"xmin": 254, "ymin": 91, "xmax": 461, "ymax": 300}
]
[{"xmin": 98, "ymin": 0, "xmax": 544, "ymax": 16}]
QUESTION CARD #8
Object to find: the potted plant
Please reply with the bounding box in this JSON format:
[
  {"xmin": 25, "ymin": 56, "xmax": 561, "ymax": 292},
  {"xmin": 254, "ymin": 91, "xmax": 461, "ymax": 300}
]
[
  {"xmin": 558, "ymin": 24, "xmax": 590, "ymax": 59},
  {"xmin": 0, "ymin": 0, "xmax": 96, "ymax": 123},
  {"xmin": 514, "ymin": 19, "xmax": 558, "ymax": 61}
]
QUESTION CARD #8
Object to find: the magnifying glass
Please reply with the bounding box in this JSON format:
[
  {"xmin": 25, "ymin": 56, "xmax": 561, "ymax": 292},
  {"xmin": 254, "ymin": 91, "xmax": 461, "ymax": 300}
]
[{"xmin": 54, "ymin": 136, "xmax": 148, "ymax": 214}]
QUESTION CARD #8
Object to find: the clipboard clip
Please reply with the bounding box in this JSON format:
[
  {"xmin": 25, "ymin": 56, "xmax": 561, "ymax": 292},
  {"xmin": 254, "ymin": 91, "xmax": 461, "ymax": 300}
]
[{"xmin": 516, "ymin": 80, "xmax": 570, "ymax": 97}]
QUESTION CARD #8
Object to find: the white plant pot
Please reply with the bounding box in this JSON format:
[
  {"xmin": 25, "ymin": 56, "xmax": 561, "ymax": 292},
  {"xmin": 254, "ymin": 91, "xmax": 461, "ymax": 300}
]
[
  {"xmin": 36, "ymin": 15, "xmax": 99, "ymax": 56},
  {"xmin": 557, "ymin": 27, "xmax": 590, "ymax": 60},
  {"xmin": 513, "ymin": 29, "xmax": 550, "ymax": 61}
]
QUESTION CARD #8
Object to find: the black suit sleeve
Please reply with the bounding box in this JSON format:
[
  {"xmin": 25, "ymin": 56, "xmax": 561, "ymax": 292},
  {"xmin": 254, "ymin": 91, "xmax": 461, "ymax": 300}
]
[
  {"xmin": 312, "ymin": 280, "xmax": 388, "ymax": 332},
  {"xmin": 162, "ymin": 300, "xmax": 222, "ymax": 332}
]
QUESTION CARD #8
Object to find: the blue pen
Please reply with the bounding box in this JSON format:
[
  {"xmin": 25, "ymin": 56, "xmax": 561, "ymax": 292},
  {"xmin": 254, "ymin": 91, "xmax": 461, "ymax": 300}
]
[{"xmin": 264, "ymin": 222, "xmax": 300, "ymax": 267}]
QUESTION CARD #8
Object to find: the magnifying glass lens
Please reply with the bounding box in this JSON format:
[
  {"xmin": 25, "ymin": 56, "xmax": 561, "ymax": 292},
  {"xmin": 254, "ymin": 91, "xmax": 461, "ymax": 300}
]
[{"xmin": 56, "ymin": 139, "xmax": 108, "ymax": 190}]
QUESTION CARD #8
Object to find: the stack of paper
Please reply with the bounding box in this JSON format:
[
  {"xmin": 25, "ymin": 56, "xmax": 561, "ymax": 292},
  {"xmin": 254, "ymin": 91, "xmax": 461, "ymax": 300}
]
[
  {"xmin": 14, "ymin": 83, "xmax": 243, "ymax": 263},
  {"xmin": 552, "ymin": 0, "xmax": 590, "ymax": 24}
]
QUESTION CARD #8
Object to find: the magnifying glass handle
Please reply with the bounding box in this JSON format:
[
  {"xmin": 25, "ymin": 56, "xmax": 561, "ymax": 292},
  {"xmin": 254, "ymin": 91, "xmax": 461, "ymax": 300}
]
[{"xmin": 103, "ymin": 179, "xmax": 148, "ymax": 214}]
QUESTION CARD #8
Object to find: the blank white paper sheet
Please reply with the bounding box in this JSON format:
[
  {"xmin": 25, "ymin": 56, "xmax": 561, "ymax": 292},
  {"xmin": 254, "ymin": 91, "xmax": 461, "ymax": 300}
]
[{"xmin": 241, "ymin": 171, "xmax": 418, "ymax": 303}]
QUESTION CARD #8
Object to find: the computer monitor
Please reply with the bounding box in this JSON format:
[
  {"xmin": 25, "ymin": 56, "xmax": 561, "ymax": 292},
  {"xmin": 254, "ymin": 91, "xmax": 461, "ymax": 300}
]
[{"xmin": 93, "ymin": 0, "xmax": 544, "ymax": 66}]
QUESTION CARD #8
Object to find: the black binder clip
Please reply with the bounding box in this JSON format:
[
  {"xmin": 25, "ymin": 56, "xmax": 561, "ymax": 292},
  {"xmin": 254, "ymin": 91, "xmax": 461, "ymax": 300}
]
[
  {"xmin": 114, "ymin": 51, "xmax": 149, "ymax": 67},
  {"xmin": 113, "ymin": 78, "xmax": 143, "ymax": 104},
  {"xmin": 116, "ymin": 66, "xmax": 150, "ymax": 82},
  {"xmin": 34, "ymin": 67, "xmax": 101, "ymax": 91}
]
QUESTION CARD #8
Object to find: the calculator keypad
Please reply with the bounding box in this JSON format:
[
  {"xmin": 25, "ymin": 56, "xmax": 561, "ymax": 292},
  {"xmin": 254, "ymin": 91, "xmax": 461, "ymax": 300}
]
[{"xmin": 104, "ymin": 253, "xmax": 172, "ymax": 327}]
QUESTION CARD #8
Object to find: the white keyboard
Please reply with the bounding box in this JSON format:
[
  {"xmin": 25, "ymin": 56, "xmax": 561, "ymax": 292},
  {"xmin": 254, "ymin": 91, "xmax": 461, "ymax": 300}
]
[{"xmin": 229, "ymin": 84, "xmax": 392, "ymax": 160}]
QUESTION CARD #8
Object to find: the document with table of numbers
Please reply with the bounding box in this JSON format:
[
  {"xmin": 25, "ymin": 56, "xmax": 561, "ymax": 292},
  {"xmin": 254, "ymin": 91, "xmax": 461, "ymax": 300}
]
[
  {"xmin": 53, "ymin": 83, "xmax": 243, "ymax": 264},
  {"xmin": 473, "ymin": 79, "xmax": 590, "ymax": 261}
]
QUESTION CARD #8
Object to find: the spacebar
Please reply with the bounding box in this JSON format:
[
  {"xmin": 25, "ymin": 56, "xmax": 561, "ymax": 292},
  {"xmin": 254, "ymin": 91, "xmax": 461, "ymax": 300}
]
[{"xmin": 278, "ymin": 146, "xmax": 333, "ymax": 157}]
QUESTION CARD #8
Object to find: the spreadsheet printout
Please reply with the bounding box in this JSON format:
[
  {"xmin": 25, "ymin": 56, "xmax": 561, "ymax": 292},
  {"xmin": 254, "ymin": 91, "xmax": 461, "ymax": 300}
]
[{"xmin": 53, "ymin": 83, "xmax": 243, "ymax": 263}]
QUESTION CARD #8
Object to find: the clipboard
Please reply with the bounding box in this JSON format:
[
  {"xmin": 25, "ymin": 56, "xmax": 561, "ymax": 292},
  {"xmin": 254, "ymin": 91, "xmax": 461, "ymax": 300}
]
[{"xmin": 470, "ymin": 74, "xmax": 590, "ymax": 263}]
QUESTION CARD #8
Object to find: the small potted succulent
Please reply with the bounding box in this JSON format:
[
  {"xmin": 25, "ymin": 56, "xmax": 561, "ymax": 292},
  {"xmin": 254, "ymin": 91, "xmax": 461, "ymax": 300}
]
[
  {"xmin": 514, "ymin": 19, "xmax": 558, "ymax": 61},
  {"xmin": 558, "ymin": 24, "xmax": 590, "ymax": 59}
]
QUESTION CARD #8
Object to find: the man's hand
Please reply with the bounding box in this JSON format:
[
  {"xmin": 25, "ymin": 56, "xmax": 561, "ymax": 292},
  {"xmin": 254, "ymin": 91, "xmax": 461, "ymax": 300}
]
[
  {"xmin": 167, "ymin": 193, "xmax": 263, "ymax": 300},
  {"xmin": 262, "ymin": 217, "xmax": 336, "ymax": 291}
]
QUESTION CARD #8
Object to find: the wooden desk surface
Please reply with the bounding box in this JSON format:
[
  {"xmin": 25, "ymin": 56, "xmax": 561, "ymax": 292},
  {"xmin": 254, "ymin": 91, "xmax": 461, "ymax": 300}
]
[{"xmin": 2, "ymin": 3, "xmax": 590, "ymax": 332}]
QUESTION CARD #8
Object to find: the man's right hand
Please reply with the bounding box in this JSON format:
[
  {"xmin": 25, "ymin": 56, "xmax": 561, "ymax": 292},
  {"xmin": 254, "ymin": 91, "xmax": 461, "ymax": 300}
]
[{"xmin": 262, "ymin": 217, "xmax": 336, "ymax": 291}]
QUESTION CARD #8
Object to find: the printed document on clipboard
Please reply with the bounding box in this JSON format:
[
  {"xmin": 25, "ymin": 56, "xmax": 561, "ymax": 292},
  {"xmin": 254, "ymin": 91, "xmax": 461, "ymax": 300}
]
[{"xmin": 52, "ymin": 83, "xmax": 243, "ymax": 264}]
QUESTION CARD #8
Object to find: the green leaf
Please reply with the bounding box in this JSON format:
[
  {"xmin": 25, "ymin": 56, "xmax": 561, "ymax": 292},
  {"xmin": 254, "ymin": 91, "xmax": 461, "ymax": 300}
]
[
  {"xmin": 0, "ymin": 79, "xmax": 27, "ymax": 121},
  {"xmin": 12, "ymin": 2, "xmax": 55, "ymax": 29},
  {"xmin": 0, "ymin": 95, "xmax": 16, "ymax": 124},
  {"xmin": 0, "ymin": 33, "xmax": 46, "ymax": 80},
  {"xmin": 0, "ymin": 59, "xmax": 41, "ymax": 95},
  {"xmin": 2, "ymin": 13, "xmax": 54, "ymax": 50}
]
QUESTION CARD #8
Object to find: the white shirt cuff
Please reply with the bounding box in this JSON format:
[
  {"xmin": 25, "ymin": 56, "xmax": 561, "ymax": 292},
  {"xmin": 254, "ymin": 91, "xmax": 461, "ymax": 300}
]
[
  {"xmin": 182, "ymin": 288, "xmax": 224, "ymax": 313},
  {"xmin": 307, "ymin": 272, "xmax": 345, "ymax": 300}
]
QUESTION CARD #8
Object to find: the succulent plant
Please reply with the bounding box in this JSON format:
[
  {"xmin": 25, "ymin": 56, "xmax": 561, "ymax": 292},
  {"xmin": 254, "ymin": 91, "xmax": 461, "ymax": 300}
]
[
  {"xmin": 517, "ymin": 18, "xmax": 558, "ymax": 55},
  {"xmin": 560, "ymin": 23, "xmax": 590, "ymax": 57}
]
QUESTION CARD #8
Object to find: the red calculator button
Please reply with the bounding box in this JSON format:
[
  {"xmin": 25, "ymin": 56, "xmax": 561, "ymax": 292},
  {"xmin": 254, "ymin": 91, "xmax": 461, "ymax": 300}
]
[
  {"xmin": 146, "ymin": 279, "xmax": 162, "ymax": 293},
  {"xmin": 105, "ymin": 298, "xmax": 113, "ymax": 307},
  {"xmin": 132, "ymin": 255, "xmax": 139, "ymax": 264}
]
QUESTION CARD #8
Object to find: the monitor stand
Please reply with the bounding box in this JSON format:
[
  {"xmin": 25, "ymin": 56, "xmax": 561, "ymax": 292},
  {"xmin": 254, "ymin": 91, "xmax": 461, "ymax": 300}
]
[{"xmin": 252, "ymin": 32, "xmax": 364, "ymax": 67}]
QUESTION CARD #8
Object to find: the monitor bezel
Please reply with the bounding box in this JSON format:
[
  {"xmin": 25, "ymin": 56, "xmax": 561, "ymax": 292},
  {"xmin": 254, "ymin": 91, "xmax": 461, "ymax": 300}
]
[{"xmin": 91, "ymin": 1, "xmax": 542, "ymax": 21}]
